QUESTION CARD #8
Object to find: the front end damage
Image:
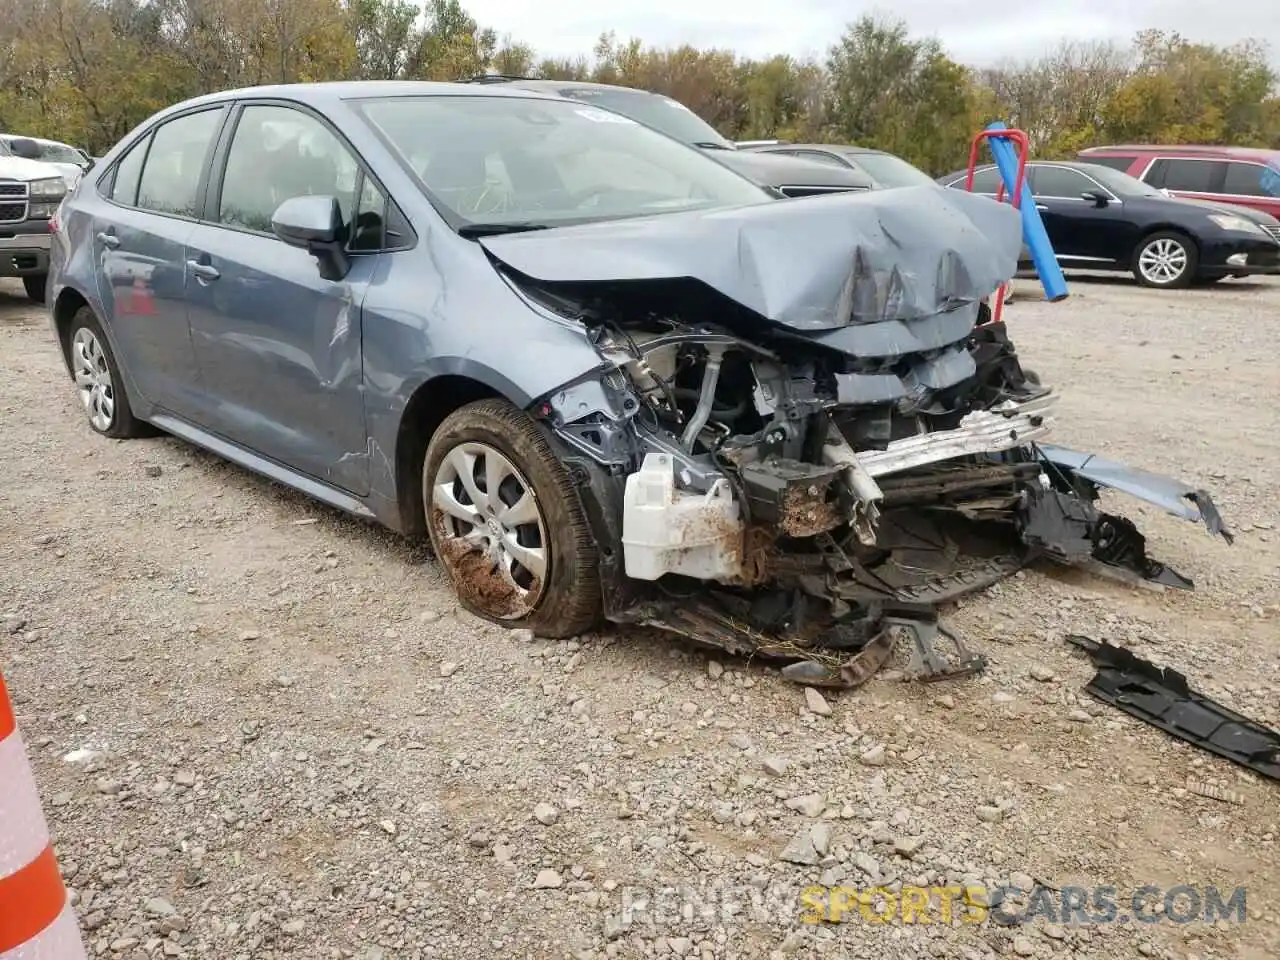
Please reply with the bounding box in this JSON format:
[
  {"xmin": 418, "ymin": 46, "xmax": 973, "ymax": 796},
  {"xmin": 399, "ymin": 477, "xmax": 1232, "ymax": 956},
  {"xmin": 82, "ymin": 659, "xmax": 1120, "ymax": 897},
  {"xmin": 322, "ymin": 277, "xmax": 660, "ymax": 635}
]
[{"xmin": 482, "ymin": 188, "xmax": 1233, "ymax": 687}]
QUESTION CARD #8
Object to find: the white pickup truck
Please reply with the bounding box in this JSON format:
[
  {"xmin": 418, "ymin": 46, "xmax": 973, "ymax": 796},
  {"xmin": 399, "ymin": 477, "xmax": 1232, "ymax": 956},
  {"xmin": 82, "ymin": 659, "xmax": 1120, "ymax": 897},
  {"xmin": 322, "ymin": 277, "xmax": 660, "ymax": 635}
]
[{"xmin": 0, "ymin": 149, "xmax": 70, "ymax": 303}]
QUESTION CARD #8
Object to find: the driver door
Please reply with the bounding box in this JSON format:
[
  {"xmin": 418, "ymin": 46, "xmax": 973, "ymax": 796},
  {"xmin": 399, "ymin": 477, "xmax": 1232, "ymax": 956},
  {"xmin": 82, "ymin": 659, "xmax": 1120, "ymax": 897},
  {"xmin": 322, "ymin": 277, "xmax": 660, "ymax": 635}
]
[{"xmin": 183, "ymin": 102, "xmax": 383, "ymax": 495}]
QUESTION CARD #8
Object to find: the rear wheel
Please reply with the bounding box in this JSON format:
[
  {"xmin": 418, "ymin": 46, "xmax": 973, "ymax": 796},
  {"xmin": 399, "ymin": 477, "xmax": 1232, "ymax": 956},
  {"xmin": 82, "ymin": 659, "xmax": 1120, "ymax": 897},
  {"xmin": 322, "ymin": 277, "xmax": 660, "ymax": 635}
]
[
  {"xmin": 1132, "ymin": 231, "xmax": 1196, "ymax": 289},
  {"xmin": 423, "ymin": 399, "xmax": 601, "ymax": 637},
  {"xmin": 67, "ymin": 307, "xmax": 148, "ymax": 439},
  {"xmin": 22, "ymin": 274, "xmax": 46, "ymax": 304}
]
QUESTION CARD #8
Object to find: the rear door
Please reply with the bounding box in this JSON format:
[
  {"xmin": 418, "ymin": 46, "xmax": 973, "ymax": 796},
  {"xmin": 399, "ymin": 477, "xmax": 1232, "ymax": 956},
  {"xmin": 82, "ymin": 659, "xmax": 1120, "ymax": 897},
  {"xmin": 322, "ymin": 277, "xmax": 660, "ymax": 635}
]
[
  {"xmin": 183, "ymin": 100, "xmax": 390, "ymax": 495},
  {"xmin": 1029, "ymin": 165, "xmax": 1135, "ymax": 263},
  {"xmin": 1144, "ymin": 157, "xmax": 1227, "ymax": 203},
  {"xmin": 92, "ymin": 106, "xmax": 226, "ymax": 416}
]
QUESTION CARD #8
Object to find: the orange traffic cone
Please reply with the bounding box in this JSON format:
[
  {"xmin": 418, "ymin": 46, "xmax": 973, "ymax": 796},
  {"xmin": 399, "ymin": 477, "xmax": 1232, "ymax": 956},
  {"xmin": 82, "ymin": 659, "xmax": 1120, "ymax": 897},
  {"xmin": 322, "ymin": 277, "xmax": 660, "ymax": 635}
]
[{"xmin": 0, "ymin": 670, "xmax": 88, "ymax": 959}]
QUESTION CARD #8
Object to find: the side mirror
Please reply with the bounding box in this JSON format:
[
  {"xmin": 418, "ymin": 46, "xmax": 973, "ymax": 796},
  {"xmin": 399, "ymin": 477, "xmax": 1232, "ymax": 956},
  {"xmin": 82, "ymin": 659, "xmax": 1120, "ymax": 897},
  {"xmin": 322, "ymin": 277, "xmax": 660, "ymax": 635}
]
[
  {"xmin": 1081, "ymin": 190, "xmax": 1108, "ymax": 207},
  {"xmin": 271, "ymin": 195, "xmax": 349, "ymax": 281}
]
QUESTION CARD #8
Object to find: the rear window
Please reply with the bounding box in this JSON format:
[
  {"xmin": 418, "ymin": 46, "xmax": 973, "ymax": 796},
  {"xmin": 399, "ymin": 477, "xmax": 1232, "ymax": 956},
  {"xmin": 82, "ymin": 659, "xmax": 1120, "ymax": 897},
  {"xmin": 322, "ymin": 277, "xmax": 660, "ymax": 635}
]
[
  {"xmin": 1222, "ymin": 160, "xmax": 1280, "ymax": 198},
  {"xmin": 946, "ymin": 166, "xmax": 1003, "ymax": 193}
]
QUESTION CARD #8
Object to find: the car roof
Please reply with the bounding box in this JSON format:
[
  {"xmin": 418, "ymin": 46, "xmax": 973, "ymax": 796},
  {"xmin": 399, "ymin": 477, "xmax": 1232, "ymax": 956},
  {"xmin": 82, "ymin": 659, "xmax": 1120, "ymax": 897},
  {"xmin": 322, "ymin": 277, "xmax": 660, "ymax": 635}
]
[
  {"xmin": 155, "ymin": 80, "xmax": 568, "ymax": 115},
  {"xmin": 1080, "ymin": 144, "xmax": 1279, "ymax": 161},
  {"xmin": 460, "ymin": 76, "xmax": 661, "ymax": 96},
  {"xmin": 1, "ymin": 133, "xmax": 74, "ymax": 148}
]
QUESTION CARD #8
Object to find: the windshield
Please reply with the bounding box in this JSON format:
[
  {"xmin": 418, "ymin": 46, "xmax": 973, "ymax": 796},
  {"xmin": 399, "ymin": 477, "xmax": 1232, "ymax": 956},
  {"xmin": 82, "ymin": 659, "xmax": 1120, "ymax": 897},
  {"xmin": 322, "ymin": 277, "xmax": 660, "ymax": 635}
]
[
  {"xmin": 1081, "ymin": 164, "xmax": 1163, "ymax": 198},
  {"xmin": 843, "ymin": 152, "xmax": 935, "ymax": 188},
  {"xmin": 358, "ymin": 95, "xmax": 768, "ymax": 230},
  {"xmin": 550, "ymin": 87, "xmax": 734, "ymax": 149},
  {"xmin": 1, "ymin": 136, "xmax": 82, "ymax": 164}
]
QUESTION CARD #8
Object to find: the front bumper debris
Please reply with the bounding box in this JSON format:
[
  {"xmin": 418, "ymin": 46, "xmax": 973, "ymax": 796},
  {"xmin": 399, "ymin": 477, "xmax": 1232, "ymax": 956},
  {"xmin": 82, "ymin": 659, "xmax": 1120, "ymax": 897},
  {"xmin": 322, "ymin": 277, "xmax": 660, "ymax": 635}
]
[
  {"xmin": 506, "ymin": 188, "xmax": 1234, "ymax": 690},
  {"xmin": 1067, "ymin": 636, "xmax": 1280, "ymax": 781}
]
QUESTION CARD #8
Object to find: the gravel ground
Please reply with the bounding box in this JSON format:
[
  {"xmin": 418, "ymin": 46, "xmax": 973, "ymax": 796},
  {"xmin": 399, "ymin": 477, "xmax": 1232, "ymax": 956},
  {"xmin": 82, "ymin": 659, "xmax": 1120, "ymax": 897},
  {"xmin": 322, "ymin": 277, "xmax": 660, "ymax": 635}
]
[{"xmin": 2, "ymin": 274, "xmax": 1278, "ymax": 960}]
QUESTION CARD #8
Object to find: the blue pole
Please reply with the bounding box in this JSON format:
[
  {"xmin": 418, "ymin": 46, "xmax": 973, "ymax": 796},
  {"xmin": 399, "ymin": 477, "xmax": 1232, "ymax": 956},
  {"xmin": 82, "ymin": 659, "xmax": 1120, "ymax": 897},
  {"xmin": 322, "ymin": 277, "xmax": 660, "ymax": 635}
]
[{"xmin": 984, "ymin": 121, "xmax": 1068, "ymax": 302}]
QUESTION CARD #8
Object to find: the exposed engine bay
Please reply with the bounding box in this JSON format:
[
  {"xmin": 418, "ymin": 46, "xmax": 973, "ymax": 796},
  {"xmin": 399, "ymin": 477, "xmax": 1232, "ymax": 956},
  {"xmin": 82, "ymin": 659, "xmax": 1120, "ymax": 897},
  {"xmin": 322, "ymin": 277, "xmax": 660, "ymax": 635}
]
[{"xmin": 478, "ymin": 187, "xmax": 1233, "ymax": 687}]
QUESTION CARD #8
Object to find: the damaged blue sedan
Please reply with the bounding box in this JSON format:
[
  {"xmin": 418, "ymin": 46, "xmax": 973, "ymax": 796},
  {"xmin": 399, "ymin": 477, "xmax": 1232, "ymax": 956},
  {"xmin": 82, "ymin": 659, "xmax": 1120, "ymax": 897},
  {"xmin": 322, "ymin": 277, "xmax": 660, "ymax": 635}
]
[{"xmin": 47, "ymin": 82, "xmax": 1232, "ymax": 686}]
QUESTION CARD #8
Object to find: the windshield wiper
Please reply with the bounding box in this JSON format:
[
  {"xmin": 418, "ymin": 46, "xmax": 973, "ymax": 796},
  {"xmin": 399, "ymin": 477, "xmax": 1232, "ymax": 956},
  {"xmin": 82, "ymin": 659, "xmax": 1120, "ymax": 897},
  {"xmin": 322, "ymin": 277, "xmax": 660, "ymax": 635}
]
[
  {"xmin": 457, "ymin": 221, "xmax": 552, "ymax": 238},
  {"xmin": 692, "ymin": 141, "xmax": 732, "ymax": 150}
]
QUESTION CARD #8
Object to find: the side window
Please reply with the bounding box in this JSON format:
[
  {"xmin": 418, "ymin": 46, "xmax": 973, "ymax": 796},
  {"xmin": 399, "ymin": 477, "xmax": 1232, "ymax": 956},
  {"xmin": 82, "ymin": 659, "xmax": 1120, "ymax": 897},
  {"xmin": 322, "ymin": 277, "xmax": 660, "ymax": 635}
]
[
  {"xmin": 1222, "ymin": 162, "xmax": 1276, "ymax": 198},
  {"xmin": 949, "ymin": 166, "xmax": 1002, "ymax": 194},
  {"xmin": 136, "ymin": 109, "xmax": 223, "ymax": 217},
  {"xmin": 1159, "ymin": 159, "xmax": 1223, "ymax": 193},
  {"xmin": 109, "ymin": 136, "xmax": 150, "ymax": 206},
  {"xmin": 217, "ymin": 105, "xmax": 360, "ymax": 235},
  {"xmin": 1030, "ymin": 166, "xmax": 1095, "ymax": 198},
  {"xmin": 350, "ymin": 176, "xmax": 386, "ymax": 251}
]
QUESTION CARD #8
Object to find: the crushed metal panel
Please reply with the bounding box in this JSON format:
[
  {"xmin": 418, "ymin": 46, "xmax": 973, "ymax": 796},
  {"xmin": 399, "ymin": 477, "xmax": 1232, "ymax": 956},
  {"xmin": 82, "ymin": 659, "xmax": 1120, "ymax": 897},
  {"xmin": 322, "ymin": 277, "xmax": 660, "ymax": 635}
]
[
  {"xmin": 1038, "ymin": 444, "xmax": 1234, "ymax": 543},
  {"xmin": 1066, "ymin": 635, "xmax": 1280, "ymax": 781},
  {"xmin": 480, "ymin": 185, "xmax": 1023, "ymax": 330}
]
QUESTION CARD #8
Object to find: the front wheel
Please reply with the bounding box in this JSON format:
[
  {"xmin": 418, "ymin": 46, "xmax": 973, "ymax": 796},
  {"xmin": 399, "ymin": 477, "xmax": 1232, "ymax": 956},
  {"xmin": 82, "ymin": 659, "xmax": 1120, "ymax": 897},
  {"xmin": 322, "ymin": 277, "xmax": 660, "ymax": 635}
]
[
  {"xmin": 22, "ymin": 274, "xmax": 47, "ymax": 304},
  {"xmin": 423, "ymin": 399, "xmax": 602, "ymax": 637},
  {"xmin": 1132, "ymin": 232, "xmax": 1197, "ymax": 289}
]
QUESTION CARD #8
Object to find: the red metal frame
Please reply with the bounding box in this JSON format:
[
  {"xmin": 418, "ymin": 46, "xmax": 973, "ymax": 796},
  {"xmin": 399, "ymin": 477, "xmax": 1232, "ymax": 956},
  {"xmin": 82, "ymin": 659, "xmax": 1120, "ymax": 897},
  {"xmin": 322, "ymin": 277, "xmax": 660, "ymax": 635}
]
[{"xmin": 964, "ymin": 128, "xmax": 1030, "ymax": 326}]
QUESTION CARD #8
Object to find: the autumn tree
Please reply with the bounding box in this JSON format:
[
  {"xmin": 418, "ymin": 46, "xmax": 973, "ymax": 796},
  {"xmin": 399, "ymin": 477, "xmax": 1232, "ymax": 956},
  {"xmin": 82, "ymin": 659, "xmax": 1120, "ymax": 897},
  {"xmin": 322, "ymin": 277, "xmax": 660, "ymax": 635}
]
[
  {"xmin": 0, "ymin": 2, "xmax": 1276, "ymax": 162},
  {"xmin": 1099, "ymin": 31, "xmax": 1278, "ymax": 146},
  {"xmin": 824, "ymin": 16, "xmax": 980, "ymax": 174}
]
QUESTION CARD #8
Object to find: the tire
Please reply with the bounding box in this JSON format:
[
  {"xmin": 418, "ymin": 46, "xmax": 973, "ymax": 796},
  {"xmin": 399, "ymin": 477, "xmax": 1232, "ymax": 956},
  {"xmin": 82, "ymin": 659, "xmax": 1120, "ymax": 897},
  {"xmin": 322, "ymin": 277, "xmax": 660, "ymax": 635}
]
[
  {"xmin": 1131, "ymin": 231, "xmax": 1197, "ymax": 289},
  {"xmin": 423, "ymin": 398, "xmax": 602, "ymax": 637},
  {"xmin": 22, "ymin": 274, "xmax": 47, "ymax": 304},
  {"xmin": 66, "ymin": 306, "xmax": 149, "ymax": 439}
]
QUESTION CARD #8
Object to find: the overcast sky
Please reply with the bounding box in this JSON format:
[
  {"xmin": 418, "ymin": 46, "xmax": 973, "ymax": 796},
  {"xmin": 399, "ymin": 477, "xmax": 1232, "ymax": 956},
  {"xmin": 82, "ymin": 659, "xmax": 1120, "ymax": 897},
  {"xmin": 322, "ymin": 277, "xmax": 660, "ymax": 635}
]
[{"xmin": 463, "ymin": 0, "xmax": 1280, "ymax": 67}]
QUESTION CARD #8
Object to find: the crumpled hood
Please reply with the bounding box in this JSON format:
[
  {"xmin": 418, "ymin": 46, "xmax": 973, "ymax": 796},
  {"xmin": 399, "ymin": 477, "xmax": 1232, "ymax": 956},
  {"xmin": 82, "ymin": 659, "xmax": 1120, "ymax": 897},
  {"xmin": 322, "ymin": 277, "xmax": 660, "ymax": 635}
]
[
  {"xmin": 0, "ymin": 155, "xmax": 65, "ymax": 182},
  {"xmin": 480, "ymin": 185, "xmax": 1024, "ymax": 331}
]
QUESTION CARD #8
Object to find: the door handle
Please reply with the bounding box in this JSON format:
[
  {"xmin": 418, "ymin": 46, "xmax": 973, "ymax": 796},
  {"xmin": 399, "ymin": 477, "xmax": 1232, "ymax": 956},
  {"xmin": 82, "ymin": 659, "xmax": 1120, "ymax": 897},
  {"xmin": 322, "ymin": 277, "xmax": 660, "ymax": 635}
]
[
  {"xmin": 96, "ymin": 231, "xmax": 120, "ymax": 249},
  {"xmin": 187, "ymin": 260, "xmax": 220, "ymax": 282},
  {"xmin": 1034, "ymin": 204, "xmax": 1049, "ymax": 212}
]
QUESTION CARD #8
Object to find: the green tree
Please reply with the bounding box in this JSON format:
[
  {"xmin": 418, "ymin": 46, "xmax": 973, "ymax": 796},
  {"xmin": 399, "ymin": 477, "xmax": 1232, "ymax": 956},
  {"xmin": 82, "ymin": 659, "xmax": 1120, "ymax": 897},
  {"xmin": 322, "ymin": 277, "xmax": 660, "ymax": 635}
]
[
  {"xmin": 824, "ymin": 15, "xmax": 978, "ymax": 174},
  {"xmin": 346, "ymin": 0, "xmax": 418, "ymax": 80},
  {"xmin": 407, "ymin": 0, "xmax": 495, "ymax": 80}
]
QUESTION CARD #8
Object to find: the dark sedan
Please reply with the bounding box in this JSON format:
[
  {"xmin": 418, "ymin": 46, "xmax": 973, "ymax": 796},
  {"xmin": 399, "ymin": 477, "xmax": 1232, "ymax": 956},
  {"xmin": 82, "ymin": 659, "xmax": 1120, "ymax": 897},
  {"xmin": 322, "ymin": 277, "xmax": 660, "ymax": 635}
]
[
  {"xmin": 461, "ymin": 77, "xmax": 875, "ymax": 197},
  {"xmin": 937, "ymin": 160, "xmax": 1280, "ymax": 288}
]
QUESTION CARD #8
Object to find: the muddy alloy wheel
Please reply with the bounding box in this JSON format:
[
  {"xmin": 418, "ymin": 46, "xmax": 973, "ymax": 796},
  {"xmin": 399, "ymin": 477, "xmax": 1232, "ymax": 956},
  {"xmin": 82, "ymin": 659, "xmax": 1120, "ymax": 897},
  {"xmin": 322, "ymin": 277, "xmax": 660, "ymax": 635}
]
[
  {"xmin": 423, "ymin": 399, "xmax": 602, "ymax": 637},
  {"xmin": 66, "ymin": 306, "xmax": 148, "ymax": 439},
  {"xmin": 1133, "ymin": 231, "xmax": 1197, "ymax": 289}
]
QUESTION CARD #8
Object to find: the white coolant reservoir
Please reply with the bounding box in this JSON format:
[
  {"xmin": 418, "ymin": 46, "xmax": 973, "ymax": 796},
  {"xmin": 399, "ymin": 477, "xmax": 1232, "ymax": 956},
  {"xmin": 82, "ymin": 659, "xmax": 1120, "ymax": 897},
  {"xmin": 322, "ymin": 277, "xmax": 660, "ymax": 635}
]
[{"xmin": 622, "ymin": 452, "xmax": 743, "ymax": 581}]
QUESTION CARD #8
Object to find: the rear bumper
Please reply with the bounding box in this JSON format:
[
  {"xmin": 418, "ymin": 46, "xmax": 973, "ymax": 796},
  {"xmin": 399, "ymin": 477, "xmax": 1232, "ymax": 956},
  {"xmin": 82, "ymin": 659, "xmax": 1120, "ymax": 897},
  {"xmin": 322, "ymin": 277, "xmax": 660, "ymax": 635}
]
[{"xmin": 0, "ymin": 229, "xmax": 51, "ymax": 277}]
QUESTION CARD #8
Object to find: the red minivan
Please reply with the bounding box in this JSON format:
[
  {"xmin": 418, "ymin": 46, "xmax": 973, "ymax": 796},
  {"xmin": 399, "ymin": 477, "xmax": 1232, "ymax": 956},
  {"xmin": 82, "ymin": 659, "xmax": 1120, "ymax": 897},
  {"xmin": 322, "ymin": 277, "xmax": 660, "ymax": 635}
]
[{"xmin": 1077, "ymin": 144, "xmax": 1280, "ymax": 227}]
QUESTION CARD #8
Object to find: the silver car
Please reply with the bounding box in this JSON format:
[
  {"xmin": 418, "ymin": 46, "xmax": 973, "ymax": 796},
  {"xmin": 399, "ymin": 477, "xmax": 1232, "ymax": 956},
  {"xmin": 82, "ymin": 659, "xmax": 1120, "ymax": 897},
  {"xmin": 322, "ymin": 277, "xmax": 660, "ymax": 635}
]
[{"xmin": 47, "ymin": 82, "xmax": 1232, "ymax": 686}]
